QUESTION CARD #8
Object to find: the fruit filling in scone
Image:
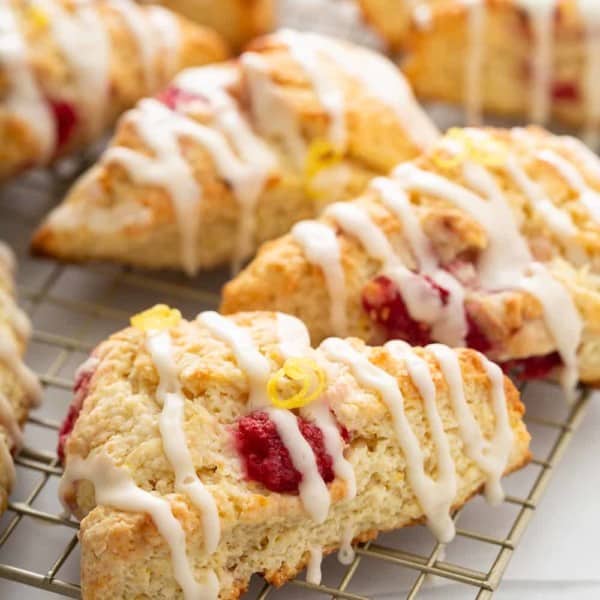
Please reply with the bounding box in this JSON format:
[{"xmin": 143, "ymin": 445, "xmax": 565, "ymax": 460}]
[{"xmin": 59, "ymin": 307, "xmax": 530, "ymax": 598}]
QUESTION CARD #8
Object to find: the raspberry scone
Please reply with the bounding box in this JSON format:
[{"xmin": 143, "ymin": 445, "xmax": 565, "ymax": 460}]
[
  {"xmin": 59, "ymin": 305, "xmax": 530, "ymax": 599},
  {"xmin": 0, "ymin": 0, "xmax": 228, "ymax": 182},
  {"xmin": 222, "ymin": 126, "xmax": 600, "ymax": 398},
  {"xmin": 0, "ymin": 241, "xmax": 42, "ymax": 514},
  {"xmin": 358, "ymin": 0, "xmax": 443, "ymax": 50},
  {"xmin": 31, "ymin": 30, "xmax": 439, "ymax": 275},
  {"xmin": 403, "ymin": 0, "xmax": 600, "ymax": 143},
  {"xmin": 147, "ymin": 0, "xmax": 274, "ymax": 50}
]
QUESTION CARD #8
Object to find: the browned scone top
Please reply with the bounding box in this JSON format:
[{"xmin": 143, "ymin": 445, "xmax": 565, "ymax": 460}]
[
  {"xmin": 153, "ymin": 0, "xmax": 275, "ymax": 50},
  {"xmin": 357, "ymin": 0, "xmax": 445, "ymax": 49},
  {"xmin": 30, "ymin": 29, "xmax": 438, "ymax": 276},
  {"xmin": 402, "ymin": 0, "xmax": 600, "ymax": 138},
  {"xmin": 0, "ymin": 242, "xmax": 41, "ymax": 515},
  {"xmin": 0, "ymin": 0, "xmax": 228, "ymax": 182},
  {"xmin": 60, "ymin": 308, "xmax": 530, "ymax": 599},
  {"xmin": 222, "ymin": 126, "xmax": 600, "ymax": 390}
]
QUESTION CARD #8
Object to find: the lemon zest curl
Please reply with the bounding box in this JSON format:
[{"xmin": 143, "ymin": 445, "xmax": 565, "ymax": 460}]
[
  {"xmin": 267, "ymin": 357, "xmax": 326, "ymax": 410},
  {"xmin": 131, "ymin": 304, "xmax": 182, "ymax": 333}
]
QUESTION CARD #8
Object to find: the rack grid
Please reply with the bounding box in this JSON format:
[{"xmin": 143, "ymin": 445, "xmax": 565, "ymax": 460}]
[{"xmin": 0, "ymin": 1, "xmax": 593, "ymax": 598}]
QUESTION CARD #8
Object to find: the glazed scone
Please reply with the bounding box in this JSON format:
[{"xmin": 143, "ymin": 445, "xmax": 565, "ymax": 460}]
[
  {"xmin": 403, "ymin": 0, "xmax": 600, "ymax": 142},
  {"xmin": 59, "ymin": 306, "xmax": 530, "ymax": 599},
  {"xmin": 145, "ymin": 0, "xmax": 274, "ymax": 50},
  {"xmin": 222, "ymin": 126, "xmax": 600, "ymax": 395},
  {"xmin": 0, "ymin": 241, "xmax": 42, "ymax": 514},
  {"xmin": 31, "ymin": 29, "xmax": 439, "ymax": 276},
  {"xmin": 0, "ymin": 0, "xmax": 228, "ymax": 182},
  {"xmin": 358, "ymin": 0, "xmax": 443, "ymax": 49}
]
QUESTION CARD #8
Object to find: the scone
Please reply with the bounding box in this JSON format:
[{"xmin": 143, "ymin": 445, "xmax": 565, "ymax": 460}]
[
  {"xmin": 59, "ymin": 305, "xmax": 530, "ymax": 599},
  {"xmin": 0, "ymin": 241, "xmax": 42, "ymax": 514},
  {"xmin": 146, "ymin": 0, "xmax": 274, "ymax": 51},
  {"xmin": 358, "ymin": 0, "xmax": 443, "ymax": 50},
  {"xmin": 31, "ymin": 29, "xmax": 439, "ymax": 275},
  {"xmin": 222, "ymin": 126, "xmax": 600, "ymax": 397},
  {"xmin": 0, "ymin": 0, "xmax": 228, "ymax": 182},
  {"xmin": 403, "ymin": 0, "xmax": 600, "ymax": 143}
]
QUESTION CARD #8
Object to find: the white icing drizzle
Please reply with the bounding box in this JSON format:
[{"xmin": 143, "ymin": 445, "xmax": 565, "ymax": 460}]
[
  {"xmin": 371, "ymin": 178, "xmax": 468, "ymax": 345},
  {"xmin": 60, "ymin": 453, "xmax": 219, "ymax": 600},
  {"xmin": 145, "ymin": 330, "xmax": 221, "ymax": 553},
  {"xmin": 108, "ymin": 0, "xmax": 158, "ymax": 91},
  {"xmin": 337, "ymin": 525, "xmax": 355, "ymax": 565},
  {"xmin": 320, "ymin": 338, "xmax": 456, "ymax": 542},
  {"xmin": 291, "ymin": 221, "xmax": 348, "ymax": 337},
  {"xmin": 561, "ymin": 135, "xmax": 600, "ymax": 181},
  {"xmin": 537, "ymin": 149, "xmax": 600, "ymax": 223},
  {"xmin": 146, "ymin": 6, "xmax": 181, "ymax": 77},
  {"xmin": 462, "ymin": 0, "xmax": 485, "ymax": 125},
  {"xmin": 198, "ymin": 312, "xmax": 332, "ymax": 523},
  {"xmin": 34, "ymin": 0, "xmax": 110, "ymax": 138},
  {"xmin": 306, "ymin": 545, "xmax": 323, "ymax": 585},
  {"xmin": 504, "ymin": 155, "xmax": 579, "ymax": 244},
  {"xmin": 515, "ymin": 0, "xmax": 555, "ymax": 124},
  {"xmin": 460, "ymin": 0, "xmax": 600, "ymax": 141},
  {"xmin": 578, "ymin": 0, "xmax": 600, "ymax": 146},
  {"xmin": 385, "ymin": 339, "xmax": 457, "ymax": 541},
  {"xmin": 241, "ymin": 52, "xmax": 307, "ymax": 168},
  {"xmin": 518, "ymin": 263, "xmax": 583, "ymax": 401},
  {"xmin": 275, "ymin": 30, "xmax": 439, "ymax": 150},
  {"xmin": 174, "ymin": 67, "xmax": 277, "ymax": 270},
  {"xmin": 278, "ymin": 30, "xmax": 347, "ymax": 150},
  {"xmin": 105, "ymin": 99, "xmax": 268, "ymax": 275},
  {"xmin": 0, "ymin": 334, "xmax": 42, "ymax": 407},
  {"xmin": 0, "ymin": 1, "xmax": 55, "ymax": 161},
  {"xmin": 199, "ymin": 311, "xmax": 271, "ymax": 410},
  {"xmin": 276, "ymin": 313, "xmax": 357, "ymax": 501},
  {"xmin": 393, "ymin": 160, "xmax": 583, "ymax": 397},
  {"xmin": 427, "ymin": 344, "xmax": 512, "ymax": 505},
  {"xmin": 267, "ymin": 407, "xmax": 331, "ymax": 523}
]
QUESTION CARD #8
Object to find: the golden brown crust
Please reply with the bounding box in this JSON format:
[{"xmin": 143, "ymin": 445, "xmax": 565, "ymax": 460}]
[
  {"xmin": 31, "ymin": 31, "xmax": 435, "ymax": 273},
  {"xmin": 221, "ymin": 126, "xmax": 600, "ymax": 384},
  {"xmin": 155, "ymin": 0, "xmax": 274, "ymax": 51},
  {"xmin": 65, "ymin": 311, "xmax": 530, "ymax": 599},
  {"xmin": 402, "ymin": 0, "xmax": 596, "ymax": 126},
  {"xmin": 0, "ymin": 243, "xmax": 37, "ymax": 516},
  {"xmin": 0, "ymin": 0, "xmax": 228, "ymax": 182}
]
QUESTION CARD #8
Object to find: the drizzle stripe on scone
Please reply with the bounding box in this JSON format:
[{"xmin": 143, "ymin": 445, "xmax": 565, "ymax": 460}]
[
  {"xmin": 222, "ymin": 126, "xmax": 600, "ymax": 397},
  {"xmin": 59, "ymin": 309, "xmax": 530, "ymax": 599}
]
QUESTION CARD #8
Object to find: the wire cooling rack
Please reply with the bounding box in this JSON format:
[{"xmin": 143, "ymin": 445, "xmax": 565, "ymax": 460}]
[{"xmin": 0, "ymin": 1, "xmax": 594, "ymax": 598}]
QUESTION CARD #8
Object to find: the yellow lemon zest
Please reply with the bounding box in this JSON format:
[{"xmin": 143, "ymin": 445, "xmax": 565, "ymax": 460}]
[
  {"xmin": 27, "ymin": 6, "xmax": 49, "ymax": 30},
  {"xmin": 131, "ymin": 304, "xmax": 182, "ymax": 333},
  {"xmin": 304, "ymin": 139, "xmax": 343, "ymax": 200},
  {"xmin": 267, "ymin": 357, "xmax": 326, "ymax": 410},
  {"xmin": 430, "ymin": 148, "xmax": 463, "ymax": 171},
  {"xmin": 445, "ymin": 128, "xmax": 508, "ymax": 169}
]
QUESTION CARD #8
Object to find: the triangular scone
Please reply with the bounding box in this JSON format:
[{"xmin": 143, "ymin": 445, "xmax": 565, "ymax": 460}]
[
  {"xmin": 222, "ymin": 127, "xmax": 600, "ymax": 395},
  {"xmin": 0, "ymin": 242, "xmax": 42, "ymax": 514},
  {"xmin": 403, "ymin": 0, "xmax": 600, "ymax": 143},
  {"xmin": 59, "ymin": 307, "xmax": 530, "ymax": 600},
  {"xmin": 31, "ymin": 29, "xmax": 439, "ymax": 275},
  {"xmin": 357, "ymin": 0, "xmax": 441, "ymax": 50},
  {"xmin": 0, "ymin": 0, "xmax": 228, "ymax": 182},
  {"xmin": 152, "ymin": 0, "xmax": 274, "ymax": 50}
]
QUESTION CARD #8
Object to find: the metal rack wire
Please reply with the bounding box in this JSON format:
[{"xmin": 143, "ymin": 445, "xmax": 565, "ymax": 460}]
[{"xmin": 0, "ymin": 1, "xmax": 594, "ymax": 598}]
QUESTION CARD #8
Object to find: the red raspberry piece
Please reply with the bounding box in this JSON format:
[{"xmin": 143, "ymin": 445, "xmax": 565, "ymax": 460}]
[
  {"xmin": 156, "ymin": 86, "xmax": 206, "ymax": 111},
  {"xmin": 501, "ymin": 352, "xmax": 562, "ymax": 381},
  {"xmin": 48, "ymin": 99, "xmax": 78, "ymax": 152},
  {"xmin": 235, "ymin": 411, "xmax": 337, "ymax": 494}
]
